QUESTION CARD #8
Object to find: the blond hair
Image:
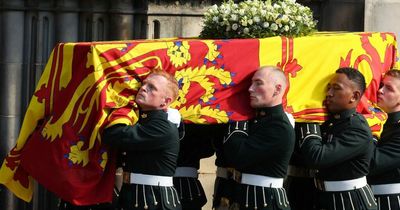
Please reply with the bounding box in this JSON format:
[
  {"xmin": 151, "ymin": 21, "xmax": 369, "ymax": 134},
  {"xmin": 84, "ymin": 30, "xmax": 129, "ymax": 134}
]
[{"xmin": 149, "ymin": 69, "xmax": 179, "ymax": 101}]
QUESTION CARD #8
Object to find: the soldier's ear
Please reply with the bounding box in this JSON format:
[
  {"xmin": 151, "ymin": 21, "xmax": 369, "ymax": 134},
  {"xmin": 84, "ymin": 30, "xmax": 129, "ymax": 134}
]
[
  {"xmin": 161, "ymin": 96, "xmax": 172, "ymax": 108},
  {"xmin": 352, "ymin": 90, "xmax": 361, "ymax": 102},
  {"xmin": 274, "ymin": 84, "xmax": 282, "ymax": 96}
]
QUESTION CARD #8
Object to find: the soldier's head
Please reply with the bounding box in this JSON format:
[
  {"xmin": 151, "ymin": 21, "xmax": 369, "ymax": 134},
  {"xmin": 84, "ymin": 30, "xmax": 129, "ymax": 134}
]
[
  {"xmin": 377, "ymin": 69, "xmax": 400, "ymax": 113},
  {"xmin": 325, "ymin": 67, "xmax": 366, "ymax": 114},
  {"xmin": 248, "ymin": 65, "xmax": 287, "ymax": 108},
  {"xmin": 135, "ymin": 70, "xmax": 179, "ymax": 111}
]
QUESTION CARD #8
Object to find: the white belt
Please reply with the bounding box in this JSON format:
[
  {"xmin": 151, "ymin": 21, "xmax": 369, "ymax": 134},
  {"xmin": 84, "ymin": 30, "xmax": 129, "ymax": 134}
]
[
  {"xmin": 371, "ymin": 183, "xmax": 400, "ymax": 195},
  {"xmin": 173, "ymin": 167, "xmax": 198, "ymax": 178},
  {"xmin": 241, "ymin": 173, "xmax": 284, "ymax": 188},
  {"xmin": 130, "ymin": 173, "xmax": 173, "ymax": 186},
  {"xmin": 216, "ymin": 167, "xmax": 229, "ymax": 179},
  {"xmin": 317, "ymin": 176, "xmax": 367, "ymax": 192}
]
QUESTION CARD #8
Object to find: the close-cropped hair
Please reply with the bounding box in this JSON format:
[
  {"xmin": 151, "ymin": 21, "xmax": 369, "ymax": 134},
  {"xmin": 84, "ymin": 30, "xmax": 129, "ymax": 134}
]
[
  {"xmin": 259, "ymin": 65, "xmax": 287, "ymax": 88},
  {"xmin": 336, "ymin": 67, "xmax": 366, "ymax": 96},
  {"xmin": 385, "ymin": 69, "xmax": 400, "ymax": 78},
  {"xmin": 149, "ymin": 69, "xmax": 179, "ymax": 101}
]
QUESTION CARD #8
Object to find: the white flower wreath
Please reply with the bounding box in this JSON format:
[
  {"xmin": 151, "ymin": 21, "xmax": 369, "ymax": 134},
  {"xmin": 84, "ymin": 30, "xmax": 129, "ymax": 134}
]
[{"xmin": 200, "ymin": 0, "xmax": 318, "ymax": 39}]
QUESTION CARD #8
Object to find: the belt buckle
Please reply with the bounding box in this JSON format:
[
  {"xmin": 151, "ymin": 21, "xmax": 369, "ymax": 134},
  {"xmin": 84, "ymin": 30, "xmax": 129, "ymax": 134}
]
[
  {"xmin": 227, "ymin": 168, "xmax": 242, "ymax": 183},
  {"xmin": 314, "ymin": 178, "xmax": 325, "ymax": 191},
  {"xmin": 123, "ymin": 172, "xmax": 130, "ymax": 184}
]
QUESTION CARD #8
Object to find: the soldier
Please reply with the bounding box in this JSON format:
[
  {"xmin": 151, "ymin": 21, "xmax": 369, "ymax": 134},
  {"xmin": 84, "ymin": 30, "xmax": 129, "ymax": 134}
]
[
  {"xmin": 368, "ymin": 69, "xmax": 400, "ymax": 209},
  {"xmin": 172, "ymin": 124, "xmax": 215, "ymax": 210},
  {"xmin": 223, "ymin": 66, "xmax": 295, "ymax": 210},
  {"xmin": 285, "ymin": 122, "xmax": 319, "ymax": 210},
  {"xmin": 103, "ymin": 70, "xmax": 182, "ymax": 210},
  {"xmin": 299, "ymin": 67, "xmax": 377, "ymax": 210},
  {"xmin": 212, "ymin": 123, "xmax": 236, "ymax": 210}
]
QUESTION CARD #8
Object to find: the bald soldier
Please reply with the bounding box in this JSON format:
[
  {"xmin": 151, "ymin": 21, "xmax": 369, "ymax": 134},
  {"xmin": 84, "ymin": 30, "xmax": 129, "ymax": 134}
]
[{"xmin": 223, "ymin": 66, "xmax": 295, "ymax": 210}]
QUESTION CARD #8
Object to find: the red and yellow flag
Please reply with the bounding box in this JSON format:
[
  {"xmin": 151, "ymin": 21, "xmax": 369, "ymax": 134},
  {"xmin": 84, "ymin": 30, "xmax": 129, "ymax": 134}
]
[{"xmin": 0, "ymin": 32, "xmax": 398, "ymax": 205}]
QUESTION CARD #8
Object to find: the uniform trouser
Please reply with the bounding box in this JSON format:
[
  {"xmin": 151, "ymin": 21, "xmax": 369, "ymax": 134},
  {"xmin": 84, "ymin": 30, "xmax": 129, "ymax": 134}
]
[
  {"xmin": 233, "ymin": 184, "xmax": 291, "ymax": 210},
  {"xmin": 173, "ymin": 177, "xmax": 207, "ymax": 210},
  {"xmin": 213, "ymin": 177, "xmax": 237, "ymax": 210},
  {"xmin": 284, "ymin": 176, "xmax": 318, "ymax": 210},
  {"xmin": 58, "ymin": 201, "xmax": 114, "ymax": 210},
  {"xmin": 118, "ymin": 183, "xmax": 182, "ymax": 210},
  {"xmin": 374, "ymin": 193, "xmax": 400, "ymax": 210},
  {"xmin": 317, "ymin": 185, "xmax": 377, "ymax": 210}
]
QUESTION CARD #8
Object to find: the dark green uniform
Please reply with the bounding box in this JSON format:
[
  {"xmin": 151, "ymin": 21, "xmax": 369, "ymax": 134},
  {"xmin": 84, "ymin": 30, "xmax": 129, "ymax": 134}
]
[
  {"xmin": 223, "ymin": 104, "xmax": 295, "ymax": 210},
  {"xmin": 368, "ymin": 111, "xmax": 400, "ymax": 210},
  {"xmin": 300, "ymin": 109, "xmax": 377, "ymax": 210},
  {"xmin": 211, "ymin": 124, "xmax": 237, "ymax": 210},
  {"xmin": 285, "ymin": 122, "xmax": 318, "ymax": 210},
  {"xmin": 103, "ymin": 110, "xmax": 181, "ymax": 210},
  {"xmin": 173, "ymin": 124, "xmax": 215, "ymax": 210}
]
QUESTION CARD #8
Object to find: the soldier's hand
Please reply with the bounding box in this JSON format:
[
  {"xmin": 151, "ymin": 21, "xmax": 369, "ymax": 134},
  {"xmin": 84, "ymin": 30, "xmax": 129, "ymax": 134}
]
[
  {"xmin": 296, "ymin": 123, "xmax": 322, "ymax": 148},
  {"xmin": 223, "ymin": 121, "xmax": 249, "ymax": 144}
]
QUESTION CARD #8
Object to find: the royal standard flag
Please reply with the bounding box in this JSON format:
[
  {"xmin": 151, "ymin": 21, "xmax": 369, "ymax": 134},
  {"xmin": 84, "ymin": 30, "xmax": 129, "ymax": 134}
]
[{"xmin": 0, "ymin": 32, "xmax": 398, "ymax": 205}]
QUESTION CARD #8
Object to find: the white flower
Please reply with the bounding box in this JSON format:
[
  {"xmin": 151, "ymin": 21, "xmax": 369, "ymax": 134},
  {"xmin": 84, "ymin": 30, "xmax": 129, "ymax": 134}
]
[
  {"xmin": 284, "ymin": 25, "xmax": 289, "ymax": 31},
  {"xmin": 232, "ymin": 23, "xmax": 239, "ymax": 31},
  {"xmin": 200, "ymin": 0, "xmax": 317, "ymax": 39},
  {"xmin": 212, "ymin": 16, "xmax": 219, "ymax": 23},
  {"xmin": 230, "ymin": 14, "xmax": 238, "ymax": 21},
  {"xmin": 271, "ymin": 23, "xmax": 278, "ymax": 31},
  {"xmin": 281, "ymin": 15, "xmax": 289, "ymax": 23}
]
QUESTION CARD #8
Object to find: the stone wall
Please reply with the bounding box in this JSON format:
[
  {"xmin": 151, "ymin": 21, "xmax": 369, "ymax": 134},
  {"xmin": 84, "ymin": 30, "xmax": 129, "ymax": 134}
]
[
  {"xmin": 147, "ymin": 1, "xmax": 214, "ymax": 38},
  {"xmin": 365, "ymin": 0, "xmax": 400, "ymax": 50}
]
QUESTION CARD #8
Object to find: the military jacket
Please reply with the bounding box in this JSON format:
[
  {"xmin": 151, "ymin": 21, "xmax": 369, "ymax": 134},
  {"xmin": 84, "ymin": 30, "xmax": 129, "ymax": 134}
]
[
  {"xmin": 173, "ymin": 124, "xmax": 217, "ymax": 210},
  {"xmin": 301, "ymin": 109, "xmax": 374, "ymax": 181},
  {"xmin": 103, "ymin": 110, "xmax": 181, "ymax": 210},
  {"xmin": 224, "ymin": 104, "xmax": 295, "ymax": 178},
  {"xmin": 176, "ymin": 124, "xmax": 215, "ymax": 168},
  {"xmin": 368, "ymin": 111, "xmax": 400, "ymax": 184},
  {"xmin": 103, "ymin": 109, "xmax": 179, "ymax": 176}
]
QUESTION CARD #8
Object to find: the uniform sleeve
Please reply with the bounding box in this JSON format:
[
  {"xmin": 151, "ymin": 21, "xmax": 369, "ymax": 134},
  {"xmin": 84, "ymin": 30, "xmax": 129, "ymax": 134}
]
[
  {"xmin": 102, "ymin": 119, "xmax": 177, "ymax": 151},
  {"xmin": 223, "ymin": 120, "xmax": 294, "ymax": 169},
  {"xmin": 300, "ymin": 126, "xmax": 372, "ymax": 169},
  {"xmin": 369, "ymin": 129, "xmax": 400, "ymax": 175}
]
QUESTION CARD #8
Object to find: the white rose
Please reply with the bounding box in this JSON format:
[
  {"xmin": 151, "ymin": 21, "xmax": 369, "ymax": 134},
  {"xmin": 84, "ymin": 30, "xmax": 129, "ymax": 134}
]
[
  {"xmin": 253, "ymin": 16, "xmax": 261, "ymax": 23},
  {"xmin": 271, "ymin": 23, "xmax": 278, "ymax": 31},
  {"xmin": 243, "ymin": 27, "xmax": 250, "ymax": 34},
  {"xmin": 232, "ymin": 23, "xmax": 239, "ymax": 31},
  {"xmin": 263, "ymin": 22, "xmax": 270, "ymax": 28},
  {"xmin": 284, "ymin": 25, "xmax": 289, "ymax": 31}
]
